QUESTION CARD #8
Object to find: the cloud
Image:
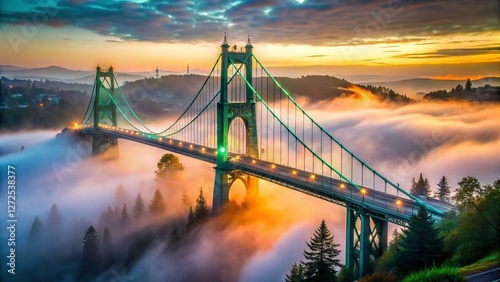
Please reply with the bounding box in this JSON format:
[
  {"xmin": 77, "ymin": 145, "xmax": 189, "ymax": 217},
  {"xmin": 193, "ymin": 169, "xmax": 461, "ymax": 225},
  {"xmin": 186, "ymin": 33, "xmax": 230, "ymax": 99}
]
[
  {"xmin": 0, "ymin": 0, "xmax": 498, "ymax": 46},
  {"xmin": 394, "ymin": 46, "xmax": 500, "ymax": 59}
]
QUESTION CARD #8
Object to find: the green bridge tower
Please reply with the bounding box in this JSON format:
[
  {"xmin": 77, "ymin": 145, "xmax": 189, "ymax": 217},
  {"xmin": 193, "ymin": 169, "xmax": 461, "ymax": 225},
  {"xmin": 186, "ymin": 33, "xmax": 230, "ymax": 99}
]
[{"xmin": 213, "ymin": 35, "xmax": 259, "ymax": 213}]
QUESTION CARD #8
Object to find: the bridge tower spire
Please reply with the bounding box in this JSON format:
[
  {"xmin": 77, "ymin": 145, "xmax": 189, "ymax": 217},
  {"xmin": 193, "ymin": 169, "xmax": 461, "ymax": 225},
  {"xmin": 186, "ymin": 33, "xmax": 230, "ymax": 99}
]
[
  {"xmin": 213, "ymin": 35, "xmax": 259, "ymax": 213},
  {"xmin": 92, "ymin": 66, "xmax": 119, "ymax": 155}
]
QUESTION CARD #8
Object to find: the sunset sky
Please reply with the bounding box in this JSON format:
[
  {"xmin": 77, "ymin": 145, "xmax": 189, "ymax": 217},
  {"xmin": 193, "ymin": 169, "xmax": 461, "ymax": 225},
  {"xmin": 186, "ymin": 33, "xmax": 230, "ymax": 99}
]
[{"xmin": 0, "ymin": 0, "xmax": 498, "ymax": 78}]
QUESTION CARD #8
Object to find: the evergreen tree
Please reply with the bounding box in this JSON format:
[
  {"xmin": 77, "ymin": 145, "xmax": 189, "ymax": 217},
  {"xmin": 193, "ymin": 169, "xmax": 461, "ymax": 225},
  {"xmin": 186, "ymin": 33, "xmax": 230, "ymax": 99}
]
[
  {"xmin": 114, "ymin": 183, "xmax": 128, "ymax": 207},
  {"xmin": 81, "ymin": 225, "xmax": 101, "ymax": 278},
  {"xmin": 155, "ymin": 153, "xmax": 184, "ymax": 179},
  {"xmin": 410, "ymin": 173, "xmax": 430, "ymax": 197},
  {"xmin": 29, "ymin": 216, "xmax": 43, "ymax": 241},
  {"xmin": 149, "ymin": 189, "xmax": 166, "ymax": 215},
  {"xmin": 302, "ymin": 220, "xmax": 342, "ymax": 282},
  {"xmin": 194, "ymin": 188, "xmax": 210, "ymax": 223},
  {"xmin": 452, "ymin": 176, "xmax": 482, "ymax": 212},
  {"xmin": 187, "ymin": 205, "xmax": 195, "ymax": 226},
  {"xmin": 102, "ymin": 227, "xmax": 111, "ymax": 249},
  {"xmin": 121, "ymin": 204, "xmax": 130, "ymax": 226},
  {"xmin": 395, "ymin": 206, "xmax": 443, "ymax": 276},
  {"xmin": 47, "ymin": 203, "xmax": 62, "ymax": 227},
  {"xmin": 133, "ymin": 193, "xmax": 145, "ymax": 218},
  {"xmin": 465, "ymin": 78, "xmax": 472, "ymax": 91},
  {"xmin": 102, "ymin": 227, "xmax": 112, "ymax": 269},
  {"xmin": 435, "ymin": 176, "xmax": 451, "ymax": 202},
  {"xmin": 285, "ymin": 263, "xmax": 305, "ymax": 282}
]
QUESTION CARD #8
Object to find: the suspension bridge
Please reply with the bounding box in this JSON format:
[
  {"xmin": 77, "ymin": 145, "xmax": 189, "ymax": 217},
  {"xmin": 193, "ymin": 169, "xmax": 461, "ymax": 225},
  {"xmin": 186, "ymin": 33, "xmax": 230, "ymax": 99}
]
[{"xmin": 69, "ymin": 35, "xmax": 453, "ymax": 278}]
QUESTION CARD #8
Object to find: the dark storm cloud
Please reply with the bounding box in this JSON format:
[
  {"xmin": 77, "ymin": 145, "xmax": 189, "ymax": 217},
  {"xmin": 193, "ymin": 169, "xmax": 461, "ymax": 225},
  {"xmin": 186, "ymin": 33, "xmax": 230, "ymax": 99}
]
[
  {"xmin": 1, "ymin": 0, "xmax": 498, "ymax": 45},
  {"xmin": 394, "ymin": 46, "xmax": 500, "ymax": 59}
]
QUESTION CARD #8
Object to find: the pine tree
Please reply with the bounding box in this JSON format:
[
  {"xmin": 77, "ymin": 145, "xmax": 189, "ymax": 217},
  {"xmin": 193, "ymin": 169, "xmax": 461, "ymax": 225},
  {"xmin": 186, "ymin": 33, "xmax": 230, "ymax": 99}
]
[
  {"xmin": 465, "ymin": 78, "xmax": 472, "ymax": 91},
  {"xmin": 395, "ymin": 206, "xmax": 443, "ymax": 276},
  {"xmin": 133, "ymin": 193, "xmax": 145, "ymax": 218},
  {"xmin": 302, "ymin": 220, "xmax": 342, "ymax": 282},
  {"xmin": 47, "ymin": 203, "xmax": 62, "ymax": 227},
  {"xmin": 187, "ymin": 205, "xmax": 195, "ymax": 226},
  {"xmin": 194, "ymin": 188, "xmax": 210, "ymax": 223},
  {"xmin": 285, "ymin": 263, "xmax": 305, "ymax": 282},
  {"xmin": 410, "ymin": 173, "xmax": 430, "ymax": 197},
  {"xmin": 29, "ymin": 216, "xmax": 43, "ymax": 241},
  {"xmin": 149, "ymin": 189, "xmax": 166, "ymax": 215},
  {"xmin": 114, "ymin": 183, "xmax": 128, "ymax": 207},
  {"xmin": 102, "ymin": 227, "xmax": 111, "ymax": 249},
  {"xmin": 435, "ymin": 176, "xmax": 451, "ymax": 202},
  {"xmin": 81, "ymin": 225, "xmax": 101, "ymax": 277},
  {"xmin": 121, "ymin": 204, "xmax": 130, "ymax": 226},
  {"xmin": 102, "ymin": 227, "xmax": 112, "ymax": 269}
]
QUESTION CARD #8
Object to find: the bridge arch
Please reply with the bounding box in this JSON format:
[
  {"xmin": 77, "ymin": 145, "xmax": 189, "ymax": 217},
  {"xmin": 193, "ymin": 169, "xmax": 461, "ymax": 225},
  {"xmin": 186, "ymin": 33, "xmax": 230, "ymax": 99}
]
[{"xmin": 228, "ymin": 116, "xmax": 247, "ymax": 155}]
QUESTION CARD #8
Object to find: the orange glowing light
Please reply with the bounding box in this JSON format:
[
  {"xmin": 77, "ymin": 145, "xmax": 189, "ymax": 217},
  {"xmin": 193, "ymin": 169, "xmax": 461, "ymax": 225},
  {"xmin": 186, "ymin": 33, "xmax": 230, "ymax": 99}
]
[
  {"xmin": 190, "ymin": 144, "xmax": 193, "ymax": 148},
  {"xmin": 396, "ymin": 199, "xmax": 402, "ymax": 206},
  {"xmin": 179, "ymin": 142, "xmax": 183, "ymax": 145},
  {"xmin": 340, "ymin": 184, "xmax": 346, "ymax": 188},
  {"xmin": 310, "ymin": 174, "xmax": 316, "ymax": 179},
  {"xmin": 202, "ymin": 147, "xmax": 205, "ymax": 152},
  {"xmin": 252, "ymin": 160, "xmax": 257, "ymax": 164},
  {"xmin": 73, "ymin": 122, "xmax": 78, "ymax": 128},
  {"xmin": 361, "ymin": 188, "xmax": 367, "ymax": 195},
  {"xmin": 271, "ymin": 164, "xmax": 276, "ymax": 169},
  {"xmin": 292, "ymin": 170, "xmax": 297, "ymax": 175}
]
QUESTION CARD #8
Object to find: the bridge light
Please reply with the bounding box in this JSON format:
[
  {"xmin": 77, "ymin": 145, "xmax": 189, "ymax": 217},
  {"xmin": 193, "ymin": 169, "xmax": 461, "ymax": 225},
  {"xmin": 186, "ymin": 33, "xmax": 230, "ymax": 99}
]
[
  {"xmin": 73, "ymin": 122, "xmax": 78, "ymax": 128},
  {"xmin": 292, "ymin": 170, "xmax": 297, "ymax": 175},
  {"xmin": 235, "ymin": 155, "xmax": 240, "ymax": 160},
  {"xmin": 340, "ymin": 183, "xmax": 346, "ymax": 188},
  {"xmin": 159, "ymin": 137, "xmax": 162, "ymax": 141},
  {"xmin": 310, "ymin": 174, "xmax": 315, "ymax": 180},
  {"xmin": 271, "ymin": 164, "xmax": 276, "ymax": 169},
  {"xmin": 396, "ymin": 199, "xmax": 402, "ymax": 206},
  {"xmin": 202, "ymin": 147, "xmax": 205, "ymax": 152},
  {"xmin": 190, "ymin": 144, "xmax": 193, "ymax": 149},
  {"xmin": 179, "ymin": 142, "xmax": 183, "ymax": 146},
  {"xmin": 361, "ymin": 188, "xmax": 367, "ymax": 195},
  {"xmin": 252, "ymin": 159, "xmax": 256, "ymax": 164},
  {"xmin": 169, "ymin": 139, "xmax": 172, "ymax": 143},
  {"xmin": 219, "ymin": 147, "xmax": 226, "ymax": 153}
]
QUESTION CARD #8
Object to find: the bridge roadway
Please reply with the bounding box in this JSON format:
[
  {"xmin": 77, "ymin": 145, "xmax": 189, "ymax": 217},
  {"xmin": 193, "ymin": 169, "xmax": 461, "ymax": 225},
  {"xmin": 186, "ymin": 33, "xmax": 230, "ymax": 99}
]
[{"xmin": 74, "ymin": 125, "xmax": 451, "ymax": 225}]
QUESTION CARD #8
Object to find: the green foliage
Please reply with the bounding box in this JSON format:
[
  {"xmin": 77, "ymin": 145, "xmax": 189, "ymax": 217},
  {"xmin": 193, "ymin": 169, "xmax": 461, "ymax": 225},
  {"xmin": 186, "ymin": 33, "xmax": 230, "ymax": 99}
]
[
  {"xmin": 452, "ymin": 176, "xmax": 482, "ymax": 212},
  {"xmin": 435, "ymin": 176, "xmax": 451, "ymax": 202},
  {"xmin": 302, "ymin": 220, "xmax": 342, "ymax": 282},
  {"xmin": 459, "ymin": 251, "xmax": 500, "ymax": 276},
  {"xmin": 132, "ymin": 193, "xmax": 145, "ymax": 218},
  {"xmin": 29, "ymin": 216, "xmax": 43, "ymax": 241},
  {"xmin": 410, "ymin": 173, "xmax": 430, "ymax": 197},
  {"xmin": 155, "ymin": 153, "xmax": 184, "ymax": 179},
  {"xmin": 358, "ymin": 271, "xmax": 396, "ymax": 282},
  {"xmin": 81, "ymin": 225, "xmax": 101, "ymax": 277},
  {"xmin": 402, "ymin": 266, "xmax": 466, "ymax": 282},
  {"xmin": 451, "ymin": 180, "xmax": 500, "ymax": 264},
  {"xmin": 149, "ymin": 189, "xmax": 166, "ymax": 215},
  {"xmin": 374, "ymin": 229, "xmax": 402, "ymax": 272},
  {"xmin": 337, "ymin": 267, "xmax": 354, "ymax": 282},
  {"xmin": 395, "ymin": 206, "xmax": 443, "ymax": 276},
  {"xmin": 285, "ymin": 263, "xmax": 305, "ymax": 282}
]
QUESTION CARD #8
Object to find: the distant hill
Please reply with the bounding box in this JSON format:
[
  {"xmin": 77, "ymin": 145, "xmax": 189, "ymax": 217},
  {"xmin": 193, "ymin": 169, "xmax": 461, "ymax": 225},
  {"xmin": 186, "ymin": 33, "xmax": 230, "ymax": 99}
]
[
  {"xmin": 0, "ymin": 65, "xmax": 209, "ymax": 85},
  {"xmin": 274, "ymin": 75, "xmax": 412, "ymax": 104},
  {"xmin": 363, "ymin": 77, "xmax": 500, "ymax": 98}
]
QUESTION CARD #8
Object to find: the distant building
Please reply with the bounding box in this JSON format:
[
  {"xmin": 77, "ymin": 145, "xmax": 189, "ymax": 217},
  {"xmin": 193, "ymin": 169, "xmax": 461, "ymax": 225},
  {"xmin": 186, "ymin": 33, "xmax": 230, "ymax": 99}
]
[{"xmin": 11, "ymin": 93, "xmax": 23, "ymax": 99}]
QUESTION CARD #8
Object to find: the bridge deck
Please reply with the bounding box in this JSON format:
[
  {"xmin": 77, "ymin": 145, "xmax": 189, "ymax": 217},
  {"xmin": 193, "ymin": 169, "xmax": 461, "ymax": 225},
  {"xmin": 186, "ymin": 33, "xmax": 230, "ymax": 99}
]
[{"xmin": 75, "ymin": 126, "xmax": 451, "ymax": 225}]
